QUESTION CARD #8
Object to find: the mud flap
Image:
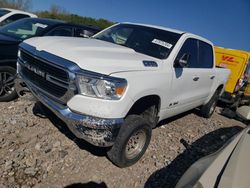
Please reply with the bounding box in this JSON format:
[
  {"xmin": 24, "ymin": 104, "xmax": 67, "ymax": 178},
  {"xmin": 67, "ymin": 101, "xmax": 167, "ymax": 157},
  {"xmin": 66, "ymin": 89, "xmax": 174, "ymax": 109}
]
[{"xmin": 221, "ymin": 108, "xmax": 236, "ymax": 119}]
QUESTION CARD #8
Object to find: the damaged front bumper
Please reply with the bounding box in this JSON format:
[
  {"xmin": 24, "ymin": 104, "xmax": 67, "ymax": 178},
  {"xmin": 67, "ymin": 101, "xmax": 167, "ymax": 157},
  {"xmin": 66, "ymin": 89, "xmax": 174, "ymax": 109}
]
[{"xmin": 17, "ymin": 75, "xmax": 123, "ymax": 147}]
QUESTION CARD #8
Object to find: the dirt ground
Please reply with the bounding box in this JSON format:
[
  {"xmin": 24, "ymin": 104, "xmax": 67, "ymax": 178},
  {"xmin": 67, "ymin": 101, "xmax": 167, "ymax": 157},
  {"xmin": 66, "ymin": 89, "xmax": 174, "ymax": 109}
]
[{"xmin": 0, "ymin": 96, "xmax": 246, "ymax": 188}]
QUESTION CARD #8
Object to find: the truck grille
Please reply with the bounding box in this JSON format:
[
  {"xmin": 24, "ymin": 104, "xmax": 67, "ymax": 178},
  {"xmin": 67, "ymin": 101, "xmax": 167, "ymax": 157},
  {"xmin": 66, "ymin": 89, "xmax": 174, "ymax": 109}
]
[
  {"xmin": 21, "ymin": 51, "xmax": 69, "ymax": 82},
  {"xmin": 19, "ymin": 50, "xmax": 76, "ymax": 104},
  {"xmin": 21, "ymin": 67, "xmax": 68, "ymax": 98}
]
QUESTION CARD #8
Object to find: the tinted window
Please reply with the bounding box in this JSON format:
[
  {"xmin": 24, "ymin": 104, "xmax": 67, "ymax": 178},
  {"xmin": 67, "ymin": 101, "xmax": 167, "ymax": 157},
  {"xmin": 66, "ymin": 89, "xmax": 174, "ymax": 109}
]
[
  {"xmin": 0, "ymin": 19, "xmax": 53, "ymax": 39},
  {"xmin": 0, "ymin": 9, "xmax": 10, "ymax": 17},
  {"xmin": 94, "ymin": 24, "xmax": 181, "ymax": 59},
  {"xmin": 199, "ymin": 40, "xmax": 213, "ymax": 68},
  {"xmin": 175, "ymin": 38, "xmax": 198, "ymax": 68},
  {"xmin": 75, "ymin": 28, "xmax": 96, "ymax": 38},
  {"xmin": 1, "ymin": 14, "xmax": 30, "ymax": 26},
  {"xmin": 46, "ymin": 26, "xmax": 73, "ymax": 37}
]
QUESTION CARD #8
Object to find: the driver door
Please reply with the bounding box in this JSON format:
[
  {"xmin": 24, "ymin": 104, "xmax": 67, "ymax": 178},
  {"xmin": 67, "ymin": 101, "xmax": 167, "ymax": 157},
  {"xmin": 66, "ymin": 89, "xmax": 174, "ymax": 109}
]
[{"xmin": 169, "ymin": 38, "xmax": 203, "ymax": 115}]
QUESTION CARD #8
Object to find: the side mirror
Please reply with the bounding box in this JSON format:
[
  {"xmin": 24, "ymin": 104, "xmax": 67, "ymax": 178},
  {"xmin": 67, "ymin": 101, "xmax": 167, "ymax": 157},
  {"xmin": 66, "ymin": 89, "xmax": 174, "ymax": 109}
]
[{"xmin": 175, "ymin": 53, "xmax": 190, "ymax": 68}]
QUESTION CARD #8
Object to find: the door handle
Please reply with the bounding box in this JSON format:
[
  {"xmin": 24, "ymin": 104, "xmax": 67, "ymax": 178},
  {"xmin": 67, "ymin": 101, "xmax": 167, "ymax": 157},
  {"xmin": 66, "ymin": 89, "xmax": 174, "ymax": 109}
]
[
  {"xmin": 210, "ymin": 76, "xmax": 215, "ymax": 80},
  {"xmin": 193, "ymin": 76, "xmax": 200, "ymax": 81}
]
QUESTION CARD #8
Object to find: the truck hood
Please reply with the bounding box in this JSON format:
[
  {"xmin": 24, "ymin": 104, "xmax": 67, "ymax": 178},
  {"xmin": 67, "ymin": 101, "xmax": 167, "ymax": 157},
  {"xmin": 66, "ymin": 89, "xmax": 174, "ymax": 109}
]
[{"xmin": 23, "ymin": 36, "xmax": 162, "ymax": 75}]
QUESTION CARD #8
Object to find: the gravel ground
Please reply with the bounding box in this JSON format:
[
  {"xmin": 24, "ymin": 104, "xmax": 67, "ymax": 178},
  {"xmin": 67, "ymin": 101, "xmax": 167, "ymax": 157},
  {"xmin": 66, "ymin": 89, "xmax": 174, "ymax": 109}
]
[{"xmin": 0, "ymin": 96, "xmax": 246, "ymax": 188}]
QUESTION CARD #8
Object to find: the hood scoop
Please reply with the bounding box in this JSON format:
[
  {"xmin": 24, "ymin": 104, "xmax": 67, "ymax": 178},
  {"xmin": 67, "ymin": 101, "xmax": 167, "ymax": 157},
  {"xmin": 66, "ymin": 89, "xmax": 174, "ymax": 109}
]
[{"xmin": 143, "ymin": 61, "xmax": 158, "ymax": 67}]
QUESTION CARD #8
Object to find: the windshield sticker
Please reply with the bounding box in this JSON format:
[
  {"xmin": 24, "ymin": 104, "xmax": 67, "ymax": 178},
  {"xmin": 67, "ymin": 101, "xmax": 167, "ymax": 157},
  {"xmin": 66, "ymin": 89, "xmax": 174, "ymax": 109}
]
[
  {"xmin": 152, "ymin": 39, "xmax": 173, "ymax": 49},
  {"xmin": 34, "ymin": 23, "xmax": 48, "ymax": 29}
]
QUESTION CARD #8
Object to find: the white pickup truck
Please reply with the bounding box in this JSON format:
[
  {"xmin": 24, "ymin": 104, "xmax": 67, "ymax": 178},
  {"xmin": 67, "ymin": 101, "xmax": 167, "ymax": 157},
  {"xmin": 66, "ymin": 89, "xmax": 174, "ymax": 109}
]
[{"xmin": 17, "ymin": 23, "xmax": 230, "ymax": 167}]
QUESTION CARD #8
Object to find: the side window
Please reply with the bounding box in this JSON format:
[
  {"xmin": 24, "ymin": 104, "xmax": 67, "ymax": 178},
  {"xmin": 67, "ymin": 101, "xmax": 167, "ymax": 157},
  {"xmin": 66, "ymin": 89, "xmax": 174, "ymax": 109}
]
[
  {"xmin": 1, "ymin": 14, "xmax": 30, "ymax": 26},
  {"xmin": 175, "ymin": 38, "xmax": 198, "ymax": 68},
  {"xmin": 75, "ymin": 28, "xmax": 95, "ymax": 38},
  {"xmin": 46, "ymin": 26, "xmax": 73, "ymax": 37},
  {"xmin": 199, "ymin": 40, "xmax": 214, "ymax": 68}
]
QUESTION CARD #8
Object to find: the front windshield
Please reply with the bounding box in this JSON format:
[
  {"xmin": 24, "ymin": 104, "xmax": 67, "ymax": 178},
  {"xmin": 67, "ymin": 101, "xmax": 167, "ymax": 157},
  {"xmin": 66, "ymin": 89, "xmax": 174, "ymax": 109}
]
[
  {"xmin": 0, "ymin": 18, "xmax": 52, "ymax": 40},
  {"xmin": 0, "ymin": 9, "xmax": 10, "ymax": 17},
  {"xmin": 93, "ymin": 24, "xmax": 181, "ymax": 59}
]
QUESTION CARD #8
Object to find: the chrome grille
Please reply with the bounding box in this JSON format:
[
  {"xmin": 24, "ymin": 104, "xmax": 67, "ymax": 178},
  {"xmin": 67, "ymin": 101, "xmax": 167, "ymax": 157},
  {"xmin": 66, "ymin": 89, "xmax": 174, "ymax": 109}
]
[
  {"xmin": 19, "ymin": 50, "xmax": 76, "ymax": 104},
  {"xmin": 21, "ymin": 51, "xmax": 69, "ymax": 82}
]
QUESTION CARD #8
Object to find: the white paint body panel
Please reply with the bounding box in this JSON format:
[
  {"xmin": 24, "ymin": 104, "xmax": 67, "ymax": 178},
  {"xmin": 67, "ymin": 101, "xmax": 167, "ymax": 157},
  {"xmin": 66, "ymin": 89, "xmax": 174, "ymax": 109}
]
[
  {"xmin": 24, "ymin": 23, "xmax": 230, "ymax": 120},
  {"xmin": 24, "ymin": 36, "xmax": 162, "ymax": 75},
  {"xmin": 0, "ymin": 8, "xmax": 37, "ymax": 23}
]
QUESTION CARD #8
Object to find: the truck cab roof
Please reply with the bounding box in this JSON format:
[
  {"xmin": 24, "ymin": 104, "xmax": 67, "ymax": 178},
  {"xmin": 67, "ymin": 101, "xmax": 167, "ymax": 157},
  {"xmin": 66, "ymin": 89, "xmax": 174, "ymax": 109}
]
[{"xmin": 122, "ymin": 22, "xmax": 185, "ymax": 34}]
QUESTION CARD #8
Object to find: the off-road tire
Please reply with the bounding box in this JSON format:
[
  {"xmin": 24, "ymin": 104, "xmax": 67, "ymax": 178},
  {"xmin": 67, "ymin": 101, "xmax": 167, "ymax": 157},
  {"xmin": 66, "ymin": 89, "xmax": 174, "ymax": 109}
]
[
  {"xmin": 142, "ymin": 105, "xmax": 158, "ymax": 128},
  {"xmin": 107, "ymin": 115, "xmax": 152, "ymax": 168},
  {"xmin": 200, "ymin": 90, "xmax": 219, "ymax": 118},
  {"xmin": 0, "ymin": 66, "xmax": 17, "ymax": 102}
]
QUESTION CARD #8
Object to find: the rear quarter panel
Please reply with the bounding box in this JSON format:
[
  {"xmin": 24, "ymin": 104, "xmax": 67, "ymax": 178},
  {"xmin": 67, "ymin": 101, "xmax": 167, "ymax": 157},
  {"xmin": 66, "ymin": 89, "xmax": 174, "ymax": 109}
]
[{"xmin": 203, "ymin": 68, "xmax": 230, "ymax": 104}]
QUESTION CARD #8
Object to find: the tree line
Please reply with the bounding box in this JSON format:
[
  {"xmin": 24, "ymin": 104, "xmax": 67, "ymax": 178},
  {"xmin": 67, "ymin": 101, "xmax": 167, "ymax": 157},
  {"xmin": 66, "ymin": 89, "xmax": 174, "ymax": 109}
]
[
  {"xmin": 1, "ymin": 0, "xmax": 114, "ymax": 29},
  {"xmin": 0, "ymin": 0, "xmax": 31, "ymax": 10},
  {"xmin": 36, "ymin": 7, "xmax": 114, "ymax": 29}
]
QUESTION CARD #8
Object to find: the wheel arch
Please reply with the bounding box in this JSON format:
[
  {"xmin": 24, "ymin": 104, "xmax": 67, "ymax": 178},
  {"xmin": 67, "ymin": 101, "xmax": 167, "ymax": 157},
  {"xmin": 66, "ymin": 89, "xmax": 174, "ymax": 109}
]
[
  {"xmin": 216, "ymin": 84, "xmax": 225, "ymax": 96},
  {"xmin": 203, "ymin": 84, "xmax": 225, "ymax": 105},
  {"xmin": 126, "ymin": 94, "xmax": 161, "ymax": 117}
]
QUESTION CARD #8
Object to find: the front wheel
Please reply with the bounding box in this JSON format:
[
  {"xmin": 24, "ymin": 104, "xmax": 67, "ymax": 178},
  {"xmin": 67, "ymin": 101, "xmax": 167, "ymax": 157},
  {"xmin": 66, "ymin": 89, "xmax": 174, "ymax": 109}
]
[
  {"xmin": 0, "ymin": 66, "xmax": 17, "ymax": 102},
  {"xmin": 107, "ymin": 115, "xmax": 152, "ymax": 168},
  {"xmin": 200, "ymin": 90, "xmax": 219, "ymax": 118}
]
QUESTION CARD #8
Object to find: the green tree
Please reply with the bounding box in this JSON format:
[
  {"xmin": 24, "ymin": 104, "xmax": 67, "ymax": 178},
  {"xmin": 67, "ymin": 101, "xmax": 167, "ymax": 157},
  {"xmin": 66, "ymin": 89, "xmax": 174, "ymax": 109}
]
[
  {"xmin": 0, "ymin": 0, "xmax": 32, "ymax": 11},
  {"xmin": 36, "ymin": 5, "xmax": 114, "ymax": 29}
]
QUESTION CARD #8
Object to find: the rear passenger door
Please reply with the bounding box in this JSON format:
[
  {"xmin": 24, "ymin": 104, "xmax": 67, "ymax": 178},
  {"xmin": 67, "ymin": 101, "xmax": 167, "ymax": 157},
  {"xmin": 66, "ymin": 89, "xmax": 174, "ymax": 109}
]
[{"xmin": 197, "ymin": 40, "xmax": 215, "ymax": 99}]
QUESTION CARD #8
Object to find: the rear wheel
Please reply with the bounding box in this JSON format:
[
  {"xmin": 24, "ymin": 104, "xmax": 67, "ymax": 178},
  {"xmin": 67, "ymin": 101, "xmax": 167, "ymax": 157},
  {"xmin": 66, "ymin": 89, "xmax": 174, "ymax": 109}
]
[
  {"xmin": 200, "ymin": 90, "xmax": 219, "ymax": 118},
  {"xmin": 0, "ymin": 66, "xmax": 17, "ymax": 102},
  {"xmin": 107, "ymin": 115, "xmax": 152, "ymax": 168}
]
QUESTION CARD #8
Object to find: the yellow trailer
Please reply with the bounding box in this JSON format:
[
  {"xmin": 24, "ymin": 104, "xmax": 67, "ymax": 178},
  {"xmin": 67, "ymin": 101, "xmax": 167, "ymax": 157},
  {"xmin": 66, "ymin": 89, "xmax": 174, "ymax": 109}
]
[{"xmin": 215, "ymin": 46, "xmax": 250, "ymax": 108}]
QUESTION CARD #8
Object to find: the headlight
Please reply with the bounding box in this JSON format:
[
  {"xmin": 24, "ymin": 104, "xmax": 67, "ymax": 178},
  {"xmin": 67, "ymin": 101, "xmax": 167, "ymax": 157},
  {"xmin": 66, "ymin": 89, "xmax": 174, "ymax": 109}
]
[
  {"xmin": 17, "ymin": 49, "xmax": 21, "ymax": 58},
  {"xmin": 76, "ymin": 73, "xmax": 127, "ymax": 100}
]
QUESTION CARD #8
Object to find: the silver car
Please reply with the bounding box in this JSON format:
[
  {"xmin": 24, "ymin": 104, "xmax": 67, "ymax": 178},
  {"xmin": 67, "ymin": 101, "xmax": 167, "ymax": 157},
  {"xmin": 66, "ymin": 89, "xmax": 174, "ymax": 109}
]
[{"xmin": 176, "ymin": 126, "xmax": 250, "ymax": 188}]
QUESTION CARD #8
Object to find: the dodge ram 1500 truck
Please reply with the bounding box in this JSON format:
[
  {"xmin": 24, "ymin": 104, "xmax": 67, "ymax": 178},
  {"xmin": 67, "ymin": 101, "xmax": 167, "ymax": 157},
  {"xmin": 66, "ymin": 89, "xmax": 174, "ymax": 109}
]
[{"xmin": 17, "ymin": 23, "xmax": 230, "ymax": 167}]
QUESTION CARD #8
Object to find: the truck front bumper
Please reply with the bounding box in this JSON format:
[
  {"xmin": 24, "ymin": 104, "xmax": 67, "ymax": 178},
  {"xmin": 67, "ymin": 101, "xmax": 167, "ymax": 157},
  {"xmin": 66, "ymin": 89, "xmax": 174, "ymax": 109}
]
[{"xmin": 17, "ymin": 76, "xmax": 124, "ymax": 147}]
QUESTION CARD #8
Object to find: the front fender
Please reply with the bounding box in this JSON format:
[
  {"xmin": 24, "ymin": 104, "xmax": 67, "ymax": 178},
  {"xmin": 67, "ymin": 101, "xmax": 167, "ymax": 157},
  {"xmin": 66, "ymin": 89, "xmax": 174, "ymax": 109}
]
[
  {"xmin": 0, "ymin": 59, "xmax": 17, "ymax": 68},
  {"xmin": 111, "ymin": 70, "xmax": 170, "ymax": 113}
]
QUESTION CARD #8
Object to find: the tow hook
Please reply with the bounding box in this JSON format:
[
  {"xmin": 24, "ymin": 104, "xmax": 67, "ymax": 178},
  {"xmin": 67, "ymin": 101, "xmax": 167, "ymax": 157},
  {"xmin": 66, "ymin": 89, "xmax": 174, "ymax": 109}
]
[{"xmin": 14, "ymin": 75, "xmax": 30, "ymax": 97}]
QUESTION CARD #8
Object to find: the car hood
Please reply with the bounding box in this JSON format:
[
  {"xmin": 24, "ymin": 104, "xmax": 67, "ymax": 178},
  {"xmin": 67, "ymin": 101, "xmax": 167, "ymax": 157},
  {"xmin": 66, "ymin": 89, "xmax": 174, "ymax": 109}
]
[
  {"xmin": 176, "ymin": 127, "xmax": 250, "ymax": 188},
  {"xmin": 217, "ymin": 127, "xmax": 250, "ymax": 188},
  {"xmin": 23, "ymin": 36, "xmax": 162, "ymax": 75}
]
